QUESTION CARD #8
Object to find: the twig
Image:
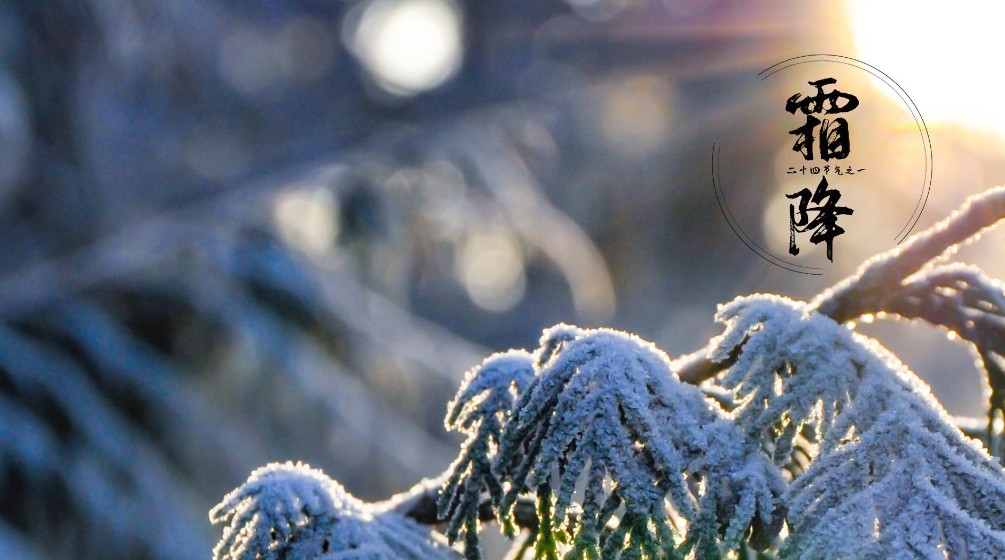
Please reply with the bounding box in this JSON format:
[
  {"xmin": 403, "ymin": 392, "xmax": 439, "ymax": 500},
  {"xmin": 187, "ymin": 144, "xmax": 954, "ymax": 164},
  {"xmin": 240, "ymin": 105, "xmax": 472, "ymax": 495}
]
[
  {"xmin": 386, "ymin": 477, "xmax": 538, "ymax": 530},
  {"xmin": 675, "ymin": 341, "xmax": 735, "ymax": 385}
]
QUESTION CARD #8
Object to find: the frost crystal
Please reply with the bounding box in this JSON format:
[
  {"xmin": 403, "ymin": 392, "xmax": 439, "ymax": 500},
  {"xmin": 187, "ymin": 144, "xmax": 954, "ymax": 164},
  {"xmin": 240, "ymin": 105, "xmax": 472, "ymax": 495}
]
[
  {"xmin": 495, "ymin": 326, "xmax": 784, "ymax": 560},
  {"xmin": 714, "ymin": 295, "xmax": 1005, "ymax": 559},
  {"xmin": 210, "ymin": 462, "xmax": 460, "ymax": 560},
  {"xmin": 439, "ymin": 350, "xmax": 537, "ymax": 555}
]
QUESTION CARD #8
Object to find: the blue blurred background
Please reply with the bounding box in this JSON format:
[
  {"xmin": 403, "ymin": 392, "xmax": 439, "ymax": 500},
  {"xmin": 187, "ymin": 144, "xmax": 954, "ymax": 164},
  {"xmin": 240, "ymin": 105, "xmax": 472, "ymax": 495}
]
[{"xmin": 1, "ymin": 1, "xmax": 1004, "ymax": 558}]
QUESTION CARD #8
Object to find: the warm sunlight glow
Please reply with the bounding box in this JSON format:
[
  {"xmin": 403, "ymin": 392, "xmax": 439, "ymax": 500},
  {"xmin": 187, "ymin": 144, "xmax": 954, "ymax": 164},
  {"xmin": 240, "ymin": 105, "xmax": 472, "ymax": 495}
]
[{"xmin": 849, "ymin": 0, "xmax": 1005, "ymax": 139}]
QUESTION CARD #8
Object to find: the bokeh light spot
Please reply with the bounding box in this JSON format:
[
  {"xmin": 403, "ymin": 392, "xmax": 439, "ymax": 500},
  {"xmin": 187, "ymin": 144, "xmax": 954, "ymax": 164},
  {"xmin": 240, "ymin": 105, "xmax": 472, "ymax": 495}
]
[
  {"xmin": 458, "ymin": 232, "xmax": 527, "ymax": 313},
  {"xmin": 600, "ymin": 75, "xmax": 671, "ymax": 157},
  {"xmin": 274, "ymin": 188, "xmax": 340, "ymax": 258},
  {"xmin": 348, "ymin": 0, "xmax": 463, "ymax": 96}
]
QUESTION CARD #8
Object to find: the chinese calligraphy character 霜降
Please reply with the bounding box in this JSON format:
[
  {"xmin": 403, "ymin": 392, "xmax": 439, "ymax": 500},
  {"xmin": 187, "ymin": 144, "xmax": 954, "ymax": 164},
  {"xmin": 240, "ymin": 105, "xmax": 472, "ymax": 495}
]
[
  {"xmin": 784, "ymin": 77, "xmax": 859, "ymax": 261},
  {"xmin": 787, "ymin": 176, "xmax": 853, "ymax": 262},
  {"xmin": 786, "ymin": 77, "xmax": 859, "ymax": 161}
]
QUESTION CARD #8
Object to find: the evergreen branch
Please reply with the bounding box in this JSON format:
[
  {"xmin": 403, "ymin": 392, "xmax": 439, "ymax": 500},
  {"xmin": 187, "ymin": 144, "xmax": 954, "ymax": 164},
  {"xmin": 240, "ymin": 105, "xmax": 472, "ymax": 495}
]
[
  {"xmin": 811, "ymin": 186, "xmax": 1005, "ymax": 322},
  {"xmin": 676, "ymin": 187, "xmax": 1005, "ymax": 386},
  {"xmin": 713, "ymin": 295, "xmax": 1005, "ymax": 559},
  {"xmin": 876, "ymin": 264, "xmax": 1005, "ymax": 354}
]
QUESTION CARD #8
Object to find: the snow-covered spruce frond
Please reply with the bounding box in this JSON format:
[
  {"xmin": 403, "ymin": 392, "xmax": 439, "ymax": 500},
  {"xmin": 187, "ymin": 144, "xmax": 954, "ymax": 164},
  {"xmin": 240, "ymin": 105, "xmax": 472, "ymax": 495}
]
[
  {"xmin": 879, "ymin": 264, "xmax": 1005, "ymax": 353},
  {"xmin": 711, "ymin": 295, "xmax": 862, "ymax": 466},
  {"xmin": 876, "ymin": 264, "xmax": 1005, "ymax": 456},
  {"xmin": 713, "ymin": 295, "xmax": 1005, "ymax": 559},
  {"xmin": 211, "ymin": 462, "xmax": 460, "ymax": 560},
  {"xmin": 439, "ymin": 350, "xmax": 537, "ymax": 553},
  {"xmin": 533, "ymin": 323, "xmax": 582, "ymax": 367},
  {"xmin": 496, "ymin": 326, "xmax": 784, "ymax": 560}
]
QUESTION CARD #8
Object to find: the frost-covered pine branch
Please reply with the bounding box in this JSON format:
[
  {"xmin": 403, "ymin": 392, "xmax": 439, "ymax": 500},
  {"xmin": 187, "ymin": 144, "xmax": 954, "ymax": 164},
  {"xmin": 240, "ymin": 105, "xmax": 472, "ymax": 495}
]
[
  {"xmin": 678, "ymin": 186, "xmax": 1005, "ymax": 386},
  {"xmin": 713, "ymin": 295, "xmax": 1005, "ymax": 559},
  {"xmin": 812, "ymin": 186, "xmax": 1005, "ymax": 323},
  {"xmin": 873, "ymin": 264, "xmax": 1005, "ymax": 457},
  {"xmin": 877, "ymin": 264, "xmax": 1005, "ymax": 354},
  {"xmin": 210, "ymin": 187, "xmax": 1005, "ymax": 560},
  {"xmin": 438, "ymin": 350, "xmax": 537, "ymax": 556},
  {"xmin": 210, "ymin": 462, "xmax": 460, "ymax": 560},
  {"xmin": 487, "ymin": 326, "xmax": 784, "ymax": 560}
]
